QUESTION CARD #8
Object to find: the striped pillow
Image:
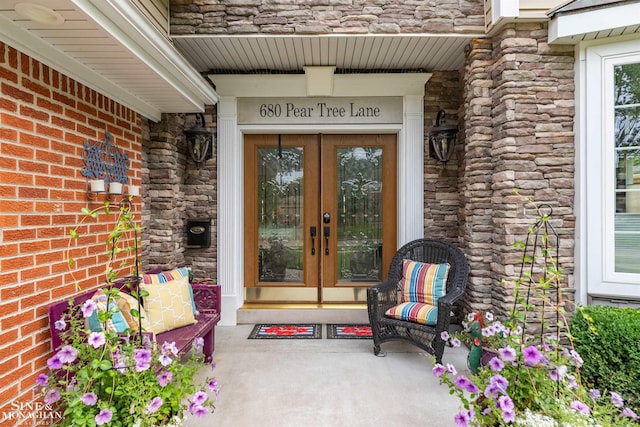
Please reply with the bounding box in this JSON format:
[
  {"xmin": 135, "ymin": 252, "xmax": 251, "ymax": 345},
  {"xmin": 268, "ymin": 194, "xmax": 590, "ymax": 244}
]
[
  {"xmin": 400, "ymin": 260, "xmax": 450, "ymax": 305},
  {"xmin": 141, "ymin": 267, "xmax": 198, "ymax": 315},
  {"xmin": 385, "ymin": 302, "xmax": 438, "ymax": 326}
]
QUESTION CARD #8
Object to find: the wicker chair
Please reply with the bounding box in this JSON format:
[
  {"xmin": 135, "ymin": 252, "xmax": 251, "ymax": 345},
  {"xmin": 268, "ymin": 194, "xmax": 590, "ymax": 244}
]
[{"xmin": 367, "ymin": 238, "xmax": 470, "ymax": 364}]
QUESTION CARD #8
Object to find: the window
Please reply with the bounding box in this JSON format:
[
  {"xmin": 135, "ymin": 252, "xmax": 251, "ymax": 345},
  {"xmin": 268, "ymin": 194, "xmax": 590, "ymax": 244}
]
[
  {"xmin": 613, "ymin": 63, "xmax": 640, "ymax": 275},
  {"xmin": 584, "ymin": 39, "xmax": 640, "ymax": 299}
]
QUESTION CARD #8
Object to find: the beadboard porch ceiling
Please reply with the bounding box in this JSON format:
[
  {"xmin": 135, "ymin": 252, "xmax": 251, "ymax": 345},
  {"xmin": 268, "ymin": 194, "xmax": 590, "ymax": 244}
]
[
  {"xmin": 0, "ymin": 0, "xmax": 217, "ymax": 121},
  {"xmin": 172, "ymin": 34, "xmax": 477, "ymax": 74}
]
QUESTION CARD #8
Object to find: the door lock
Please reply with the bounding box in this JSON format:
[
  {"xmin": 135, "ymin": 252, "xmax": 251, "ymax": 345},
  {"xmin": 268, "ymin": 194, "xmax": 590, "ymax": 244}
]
[{"xmin": 323, "ymin": 212, "xmax": 331, "ymax": 224}]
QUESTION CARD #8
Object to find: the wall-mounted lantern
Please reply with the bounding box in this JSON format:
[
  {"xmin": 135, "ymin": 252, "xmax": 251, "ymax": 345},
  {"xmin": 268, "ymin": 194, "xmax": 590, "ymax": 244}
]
[
  {"xmin": 429, "ymin": 109, "xmax": 459, "ymax": 163},
  {"xmin": 184, "ymin": 113, "xmax": 213, "ymax": 167}
]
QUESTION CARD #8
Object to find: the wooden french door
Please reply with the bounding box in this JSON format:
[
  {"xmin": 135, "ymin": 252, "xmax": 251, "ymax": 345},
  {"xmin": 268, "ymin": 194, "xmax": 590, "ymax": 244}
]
[{"xmin": 244, "ymin": 134, "xmax": 397, "ymax": 303}]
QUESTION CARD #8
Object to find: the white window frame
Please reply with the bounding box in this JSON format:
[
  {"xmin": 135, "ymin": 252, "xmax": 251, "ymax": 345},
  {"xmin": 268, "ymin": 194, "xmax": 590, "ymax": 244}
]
[{"xmin": 582, "ymin": 37, "xmax": 640, "ymax": 300}]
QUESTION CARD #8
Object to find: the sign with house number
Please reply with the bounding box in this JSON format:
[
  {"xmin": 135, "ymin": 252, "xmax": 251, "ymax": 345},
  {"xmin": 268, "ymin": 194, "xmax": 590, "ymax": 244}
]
[{"xmin": 238, "ymin": 97, "xmax": 402, "ymax": 125}]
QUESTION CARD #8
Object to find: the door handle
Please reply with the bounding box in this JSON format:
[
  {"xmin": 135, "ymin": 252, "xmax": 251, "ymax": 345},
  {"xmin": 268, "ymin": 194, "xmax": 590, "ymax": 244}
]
[
  {"xmin": 310, "ymin": 226, "xmax": 317, "ymax": 255},
  {"xmin": 323, "ymin": 226, "xmax": 330, "ymax": 255}
]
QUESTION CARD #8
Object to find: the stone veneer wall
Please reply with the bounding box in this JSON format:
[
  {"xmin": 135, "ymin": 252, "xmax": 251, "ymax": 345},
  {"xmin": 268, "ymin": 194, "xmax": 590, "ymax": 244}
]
[
  {"xmin": 461, "ymin": 23, "xmax": 576, "ymax": 318},
  {"xmin": 142, "ymin": 107, "xmax": 218, "ymax": 281},
  {"xmin": 424, "ymin": 70, "xmax": 464, "ymax": 241},
  {"xmin": 169, "ymin": 0, "xmax": 485, "ymax": 35}
]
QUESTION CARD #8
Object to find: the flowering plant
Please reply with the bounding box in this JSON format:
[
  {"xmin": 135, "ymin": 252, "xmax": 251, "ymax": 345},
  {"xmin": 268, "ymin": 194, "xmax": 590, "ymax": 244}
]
[
  {"xmin": 36, "ymin": 286, "xmax": 220, "ymax": 426},
  {"xmin": 435, "ymin": 311, "xmax": 639, "ymax": 427},
  {"xmin": 433, "ymin": 199, "xmax": 640, "ymax": 426}
]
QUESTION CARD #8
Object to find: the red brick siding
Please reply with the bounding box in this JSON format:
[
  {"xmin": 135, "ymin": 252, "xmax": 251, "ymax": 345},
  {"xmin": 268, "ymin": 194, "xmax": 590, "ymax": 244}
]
[{"xmin": 0, "ymin": 42, "xmax": 142, "ymax": 418}]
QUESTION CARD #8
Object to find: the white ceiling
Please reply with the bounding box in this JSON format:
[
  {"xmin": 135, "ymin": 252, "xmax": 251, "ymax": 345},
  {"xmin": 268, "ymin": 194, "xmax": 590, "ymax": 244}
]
[
  {"xmin": 0, "ymin": 0, "xmax": 217, "ymax": 121},
  {"xmin": 172, "ymin": 34, "xmax": 476, "ymax": 74}
]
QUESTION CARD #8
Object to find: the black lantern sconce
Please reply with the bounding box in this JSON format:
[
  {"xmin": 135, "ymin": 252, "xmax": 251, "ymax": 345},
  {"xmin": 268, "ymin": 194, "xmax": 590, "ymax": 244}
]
[
  {"xmin": 429, "ymin": 109, "xmax": 459, "ymax": 163},
  {"xmin": 184, "ymin": 113, "xmax": 213, "ymax": 167}
]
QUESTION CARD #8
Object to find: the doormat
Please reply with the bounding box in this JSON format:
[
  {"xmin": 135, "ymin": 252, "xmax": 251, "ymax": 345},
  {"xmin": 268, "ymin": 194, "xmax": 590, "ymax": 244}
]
[
  {"xmin": 326, "ymin": 324, "xmax": 372, "ymax": 339},
  {"xmin": 248, "ymin": 324, "xmax": 321, "ymax": 339}
]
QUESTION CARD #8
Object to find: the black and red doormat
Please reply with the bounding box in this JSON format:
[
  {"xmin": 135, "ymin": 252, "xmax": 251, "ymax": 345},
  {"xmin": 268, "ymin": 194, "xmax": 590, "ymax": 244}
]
[
  {"xmin": 326, "ymin": 324, "xmax": 372, "ymax": 339},
  {"xmin": 248, "ymin": 324, "xmax": 321, "ymax": 339}
]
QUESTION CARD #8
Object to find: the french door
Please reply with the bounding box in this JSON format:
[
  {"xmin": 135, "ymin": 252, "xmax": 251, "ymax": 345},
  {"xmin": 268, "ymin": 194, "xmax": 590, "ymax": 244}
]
[{"xmin": 244, "ymin": 134, "xmax": 397, "ymax": 303}]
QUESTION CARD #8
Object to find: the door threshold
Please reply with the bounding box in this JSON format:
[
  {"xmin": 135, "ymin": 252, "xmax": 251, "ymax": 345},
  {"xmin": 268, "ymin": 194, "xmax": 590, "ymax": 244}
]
[{"xmin": 237, "ymin": 303, "xmax": 368, "ymax": 324}]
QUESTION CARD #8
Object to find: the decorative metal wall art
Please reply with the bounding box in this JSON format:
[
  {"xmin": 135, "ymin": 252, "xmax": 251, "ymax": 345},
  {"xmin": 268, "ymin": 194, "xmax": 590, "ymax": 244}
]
[{"xmin": 82, "ymin": 131, "xmax": 138, "ymax": 199}]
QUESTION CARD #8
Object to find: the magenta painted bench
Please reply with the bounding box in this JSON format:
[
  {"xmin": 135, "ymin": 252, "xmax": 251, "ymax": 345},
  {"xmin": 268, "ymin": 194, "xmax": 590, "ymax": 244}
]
[{"xmin": 48, "ymin": 278, "xmax": 221, "ymax": 363}]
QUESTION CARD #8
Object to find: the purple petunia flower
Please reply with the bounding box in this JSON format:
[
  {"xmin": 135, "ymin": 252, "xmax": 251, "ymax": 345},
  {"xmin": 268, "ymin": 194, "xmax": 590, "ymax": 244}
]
[
  {"xmin": 95, "ymin": 408, "xmax": 113, "ymax": 425},
  {"xmin": 211, "ymin": 359, "xmax": 217, "ymax": 370},
  {"xmin": 589, "ymin": 388, "xmax": 601, "ymax": 400},
  {"xmin": 81, "ymin": 392, "xmax": 97, "ymax": 406},
  {"xmin": 134, "ymin": 349, "xmax": 152, "ymax": 372},
  {"xmin": 454, "ymin": 375, "xmax": 479, "ymax": 394},
  {"xmin": 54, "ymin": 319, "xmax": 66, "ymax": 331},
  {"xmin": 192, "ymin": 404, "xmax": 208, "ymax": 418},
  {"xmin": 88, "ymin": 332, "xmax": 105, "ymax": 348},
  {"xmin": 522, "ymin": 345, "xmax": 544, "ymax": 366},
  {"xmin": 47, "ymin": 354, "xmax": 62, "ymax": 370},
  {"xmin": 569, "ymin": 349, "xmax": 584, "ymax": 366},
  {"xmin": 497, "ymin": 395, "xmax": 514, "ymax": 412},
  {"xmin": 485, "ymin": 312, "xmax": 494, "ymax": 322},
  {"xmin": 454, "ymin": 410, "xmax": 470, "ymax": 427},
  {"xmin": 502, "ymin": 410, "xmax": 515, "ymax": 423},
  {"xmin": 36, "ymin": 373, "xmax": 48, "ymax": 387},
  {"xmin": 440, "ymin": 331, "xmax": 450, "ymax": 341},
  {"xmin": 57, "ymin": 345, "xmax": 78, "ymax": 364},
  {"xmin": 570, "ymin": 400, "xmax": 590, "ymax": 414},
  {"xmin": 81, "ymin": 299, "xmax": 97, "ymax": 318},
  {"xmin": 158, "ymin": 353, "xmax": 172, "ymax": 367},
  {"xmin": 134, "ymin": 348, "xmax": 151, "ymax": 363},
  {"xmin": 446, "ymin": 363, "xmax": 457, "ymax": 375},
  {"xmin": 622, "ymin": 408, "xmax": 638, "ymax": 420},
  {"xmin": 208, "ymin": 378, "xmax": 218, "ymax": 391},
  {"xmin": 498, "ymin": 347, "xmax": 516, "ymax": 362},
  {"xmin": 450, "ymin": 338, "xmax": 461, "ymax": 348},
  {"xmin": 611, "ymin": 391, "xmax": 624, "ymax": 408},
  {"xmin": 146, "ymin": 396, "xmax": 163, "ymax": 414},
  {"xmin": 195, "ymin": 337, "xmax": 205, "ymax": 349},
  {"xmin": 489, "ymin": 374, "xmax": 508, "ymax": 393},
  {"xmin": 432, "ymin": 364, "xmax": 446, "ymax": 377},
  {"xmin": 158, "ymin": 371, "xmax": 173, "ymax": 387},
  {"xmin": 44, "ymin": 389, "xmax": 61, "ymax": 404},
  {"xmin": 488, "ymin": 357, "xmax": 504, "ymax": 372},
  {"xmin": 192, "ymin": 391, "xmax": 208, "ymax": 406},
  {"xmin": 162, "ymin": 341, "xmax": 179, "ymax": 356}
]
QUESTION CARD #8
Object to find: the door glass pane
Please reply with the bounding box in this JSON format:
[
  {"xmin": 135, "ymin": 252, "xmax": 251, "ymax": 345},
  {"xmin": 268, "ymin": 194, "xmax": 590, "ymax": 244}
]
[
  {"xmin": 336, "ymin": 147, "xmax": 383, "ymax": 282},
  {"xmin": 257, "ymin": 148, "xmax": 303, "ymax": 282},
  {"xmin": 614, "ymin": 63, "xmax": 640, "ymax": 273}
]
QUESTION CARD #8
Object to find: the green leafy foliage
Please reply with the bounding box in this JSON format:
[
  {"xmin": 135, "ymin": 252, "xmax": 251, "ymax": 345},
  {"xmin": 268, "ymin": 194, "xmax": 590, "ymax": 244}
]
[{"xmin": 571, "ymin": 305, "xmax": 640, "ymax": 413}]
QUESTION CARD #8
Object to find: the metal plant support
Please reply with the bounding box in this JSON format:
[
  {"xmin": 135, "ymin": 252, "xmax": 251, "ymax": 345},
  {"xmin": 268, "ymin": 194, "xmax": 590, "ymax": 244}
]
[{"xmin": 511, "ymin": 203, "xmax": 562, "ymax": 343}]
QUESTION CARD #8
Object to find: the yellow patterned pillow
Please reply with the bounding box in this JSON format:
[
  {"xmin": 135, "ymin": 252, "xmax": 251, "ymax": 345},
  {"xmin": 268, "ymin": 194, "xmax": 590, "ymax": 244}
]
[{"xmin": 140, "ymin": 276, "xmax": 196, "ymax": 334}]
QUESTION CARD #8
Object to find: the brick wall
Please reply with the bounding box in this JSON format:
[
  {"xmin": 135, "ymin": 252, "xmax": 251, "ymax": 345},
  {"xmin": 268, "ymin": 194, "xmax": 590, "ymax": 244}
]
[{"xmin": 0, "ymin": 42, "xmax": 142, "ymax": 418}]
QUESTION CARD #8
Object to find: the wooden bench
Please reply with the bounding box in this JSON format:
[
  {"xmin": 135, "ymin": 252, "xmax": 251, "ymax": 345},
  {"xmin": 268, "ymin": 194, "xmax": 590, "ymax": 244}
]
[{"xmin": 48, "ymin": 278, "xmax": 221, "ymax": 362}]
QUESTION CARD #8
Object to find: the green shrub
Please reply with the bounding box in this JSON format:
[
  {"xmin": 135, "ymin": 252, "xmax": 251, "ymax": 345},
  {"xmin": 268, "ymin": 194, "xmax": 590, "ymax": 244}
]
[{"xmin": 570, "ymin": 305, "xmax": 640, "ymax": 412}]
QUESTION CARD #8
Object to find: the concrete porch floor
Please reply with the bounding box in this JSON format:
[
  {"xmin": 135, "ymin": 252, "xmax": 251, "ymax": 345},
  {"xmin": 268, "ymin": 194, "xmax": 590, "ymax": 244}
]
[{"xmin": 185, "ymin": 324, "xmax": 468, "ymax": 427}]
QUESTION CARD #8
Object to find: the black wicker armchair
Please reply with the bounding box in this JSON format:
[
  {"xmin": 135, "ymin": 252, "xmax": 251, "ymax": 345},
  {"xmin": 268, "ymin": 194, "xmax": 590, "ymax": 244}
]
[{"xmin": 366, "ymin": 238, "xmax": 469, "ymax": 363}]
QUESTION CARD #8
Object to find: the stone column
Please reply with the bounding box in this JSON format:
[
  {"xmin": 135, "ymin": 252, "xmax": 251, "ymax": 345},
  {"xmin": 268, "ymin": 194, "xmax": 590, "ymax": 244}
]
[
  {"xmin": 488, "ymin": 23, "xmax": 575, "ymax": 317},
  {"xmin": 460, "ymin": 38, "xmax": 495, "ymax": 315}
]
